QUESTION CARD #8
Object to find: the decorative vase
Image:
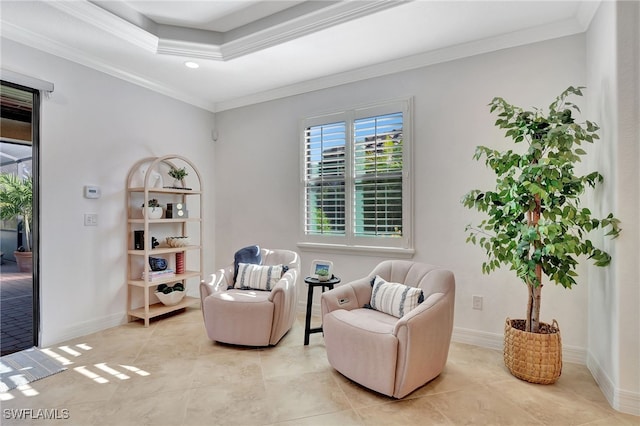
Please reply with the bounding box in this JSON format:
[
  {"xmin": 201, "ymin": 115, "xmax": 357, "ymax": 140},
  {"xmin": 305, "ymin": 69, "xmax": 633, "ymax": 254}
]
[
  {"xmin": 175, "ymin": 252, "xmax": 185, "ymax": 274},
  {"xmin": 173, "ymin": 179, "xmax": 183, "ymax": 188},
  {"xmin": 503, "ymin": 318, "xmax": 562, "ymax": 384},
  {"xmin": 317, "ymin": 274, "xmax": 329, "ymax": 282},
  {"xmin": 142, "ymin": 207, "xmax": 163, "ymax": 219}
]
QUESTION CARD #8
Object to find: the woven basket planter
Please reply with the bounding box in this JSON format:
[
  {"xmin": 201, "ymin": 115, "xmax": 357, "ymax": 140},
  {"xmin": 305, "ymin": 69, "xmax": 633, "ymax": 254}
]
[{"xmin": 503, "ymin": 318, "xmax": 562, "ymax": 384}]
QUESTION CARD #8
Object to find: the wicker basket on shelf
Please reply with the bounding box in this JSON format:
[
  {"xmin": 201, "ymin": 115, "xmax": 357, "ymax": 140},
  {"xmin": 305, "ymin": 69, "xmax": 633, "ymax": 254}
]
[{"xmin": 503, "ymin": 318, "xmax": 562, "ymax": 385}]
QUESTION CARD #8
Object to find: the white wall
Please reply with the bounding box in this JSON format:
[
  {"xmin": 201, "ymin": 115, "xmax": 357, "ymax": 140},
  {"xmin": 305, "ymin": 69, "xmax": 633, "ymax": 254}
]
[
  {"xmin": 586, "ymin": 0, "xmax": 640, "ymax": 415},
  {"xmin": 215, "ymin": 35, "xmax": 593, "ymax": 355},
  {"xmin": 1, "ymin": 39, "xmax": 216, "ymax": 346}
]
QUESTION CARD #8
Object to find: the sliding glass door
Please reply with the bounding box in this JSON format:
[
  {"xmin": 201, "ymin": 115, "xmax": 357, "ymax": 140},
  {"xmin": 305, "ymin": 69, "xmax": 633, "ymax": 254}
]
[{"xmin": 0, "ymin": 81, "xmax": 40, "ymax": 355}]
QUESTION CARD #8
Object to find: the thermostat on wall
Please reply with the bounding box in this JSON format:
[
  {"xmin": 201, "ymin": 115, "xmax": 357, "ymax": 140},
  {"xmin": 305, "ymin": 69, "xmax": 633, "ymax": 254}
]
[{"xmin": 84, "ymin": 185, "xmax": 101, "ymax": 199}]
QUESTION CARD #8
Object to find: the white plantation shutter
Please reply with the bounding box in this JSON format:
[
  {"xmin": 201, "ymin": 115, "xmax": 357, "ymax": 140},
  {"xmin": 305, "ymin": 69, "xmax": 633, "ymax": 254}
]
[
  {"xmin": 301, "ymin": 99, "xmax": 411, "ymax": 251},
  {"xmin": 353, "ymin": 112, "xmax": 403, "ymax": 237},
  {"xmin": 303, "ymin": 121, "xmax": 346, "ymax": 235}
]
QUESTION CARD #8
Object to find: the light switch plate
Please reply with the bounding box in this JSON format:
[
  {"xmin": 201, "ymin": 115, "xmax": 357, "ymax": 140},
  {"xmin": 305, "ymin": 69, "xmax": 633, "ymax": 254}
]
[{"xmin": 84, "ymin": 213, "xmax": 98, "ymax": 226}]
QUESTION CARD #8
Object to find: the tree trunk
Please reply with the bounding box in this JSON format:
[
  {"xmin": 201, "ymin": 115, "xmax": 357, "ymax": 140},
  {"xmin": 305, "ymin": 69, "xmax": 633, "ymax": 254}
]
[
  {"xmin": 526, "ymin": 194, "xmax": 543, "ymax": 333},
  {"xmin": 531, "ymin": 282, "xmax": 542, "ymax": 333},
  {"xmin": 526, "ymin": 283, "xmax": 534, "ymax": 332}
]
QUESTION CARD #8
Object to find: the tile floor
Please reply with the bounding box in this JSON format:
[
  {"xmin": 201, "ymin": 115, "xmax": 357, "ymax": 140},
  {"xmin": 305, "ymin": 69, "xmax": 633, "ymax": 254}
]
[
  {"xmin": 0, "ymin": 261, "xmax": 34, "ymax": 356},
  {"xmin": 1, "ymin": 306, "xmax": 638, "ymax": 426}
]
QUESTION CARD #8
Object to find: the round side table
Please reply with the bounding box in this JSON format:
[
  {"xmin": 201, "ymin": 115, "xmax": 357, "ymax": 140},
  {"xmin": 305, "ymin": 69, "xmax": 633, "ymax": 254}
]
[{"xmin": 303, "ymin": 276, "xmax": 340, "ymax": 345}]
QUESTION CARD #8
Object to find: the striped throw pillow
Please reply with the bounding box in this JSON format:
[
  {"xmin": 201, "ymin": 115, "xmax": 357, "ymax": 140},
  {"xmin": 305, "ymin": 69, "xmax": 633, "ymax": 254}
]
[
  {"xmin": 236, "ymin": 263, "xmax": 284, "ymax": 291},
  {"xmin": 368, "ymin": 275, "xmax": 424, "ymax": 318}
]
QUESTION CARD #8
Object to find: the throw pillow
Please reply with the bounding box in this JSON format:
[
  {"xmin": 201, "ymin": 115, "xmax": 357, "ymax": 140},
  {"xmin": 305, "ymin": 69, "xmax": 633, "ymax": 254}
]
[
  {"xmin": 233, "ymin": 245, "xmax": 261, "ymax": 286},
  {"xmin": 236, "ymin": 263, "xmax": 285, "ymax": 291},
  {"xmin": 366, "ymin": 275, "xmax": 425, "ymax": 318}
]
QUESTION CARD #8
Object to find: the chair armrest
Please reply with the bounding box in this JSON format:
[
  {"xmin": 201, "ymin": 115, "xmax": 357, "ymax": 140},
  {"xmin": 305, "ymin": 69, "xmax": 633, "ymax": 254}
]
[
  {"xmin": 268, "ymin": 268, "xmax": 297, "ymax": 302},
  {"xmin": 268, "ymin": 268, "xmax": 298, "ymax": 344},
  {"xmin": 393, "ymin": 292, "xmax": 449, "ymax": 335},
  {"xmin": 392, "ymin": 290, "xmax": 455, "ymax": 397},
  {"xmin": 321, "ymin": 276, "xmax": 373, "ymax": 316},
  {"xmin": 199, "ymin": 268, "xmax": 230, "ymax": 299}
]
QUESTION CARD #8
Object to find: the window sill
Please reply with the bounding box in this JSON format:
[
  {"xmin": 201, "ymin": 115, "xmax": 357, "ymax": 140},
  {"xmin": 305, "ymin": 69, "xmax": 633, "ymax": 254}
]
[{"xmin": 297, "ymin": 242, "xmax": 415, "ymax": 258}]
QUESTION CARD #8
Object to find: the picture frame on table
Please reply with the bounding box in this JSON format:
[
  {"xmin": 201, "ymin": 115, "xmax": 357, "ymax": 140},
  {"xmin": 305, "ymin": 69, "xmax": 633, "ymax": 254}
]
[{"xmin": 310, "ymin": 260, "xmax": 333, "ymax": 281}]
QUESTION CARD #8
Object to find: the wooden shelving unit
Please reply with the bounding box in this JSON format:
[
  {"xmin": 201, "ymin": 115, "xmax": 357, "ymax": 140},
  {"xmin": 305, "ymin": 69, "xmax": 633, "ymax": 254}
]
[{"xmin": 126, "ymin": 155, "xmax": 203, "ymax": 327}]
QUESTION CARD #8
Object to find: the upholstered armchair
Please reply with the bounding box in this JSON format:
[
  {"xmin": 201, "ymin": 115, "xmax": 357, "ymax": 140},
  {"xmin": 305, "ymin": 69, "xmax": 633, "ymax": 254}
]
[
  {"xmin": 321, "ymin": 260, "xmax": 455, "ymax": 398},
  {"xmin": 200, "ymin": 247, "xmax": 300, "ymax": 346}
]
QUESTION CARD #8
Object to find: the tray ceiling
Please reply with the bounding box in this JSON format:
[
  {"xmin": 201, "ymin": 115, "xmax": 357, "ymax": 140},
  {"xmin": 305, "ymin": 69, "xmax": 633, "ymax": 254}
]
[{"xmin": 0, "ymin": 1, "xmax": 598, "ymax": 112}]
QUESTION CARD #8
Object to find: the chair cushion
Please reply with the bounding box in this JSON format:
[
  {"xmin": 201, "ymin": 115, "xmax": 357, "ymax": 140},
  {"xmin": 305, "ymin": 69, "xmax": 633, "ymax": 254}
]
[
  {"xmin": 323, "ymin": 308, "xmax": 398, "ymax": 396},
  {"xmin": 204, "ymin": 289, "xmax": 274, "ymax": 346},
  {"xmin": 367, "ymin": 275, "xmax": 424, "ymax": 318},
  {"xmin": 333, "ymin": 308, "xmax": 397, "ymax": 333},
  {"xmin": 233, "ymin": 245, "xmax": 261, "ymax": 286},
  {"xmin": 211, "ymin": 288, "xmax": 272, "ymax": 303},
  {"xmin": 236, "ymin": 263, "xmax": 285, "ymax": 291}
]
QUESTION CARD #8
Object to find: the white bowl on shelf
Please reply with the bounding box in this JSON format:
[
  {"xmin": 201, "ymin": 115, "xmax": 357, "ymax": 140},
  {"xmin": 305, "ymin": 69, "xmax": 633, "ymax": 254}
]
[
  {"xmin": 155, "ymin": 290, "xmax": 185, "ymax": 306},
  {"xmin": 166, "ymin": 236, "xmax": 191, "ymax": 247}
]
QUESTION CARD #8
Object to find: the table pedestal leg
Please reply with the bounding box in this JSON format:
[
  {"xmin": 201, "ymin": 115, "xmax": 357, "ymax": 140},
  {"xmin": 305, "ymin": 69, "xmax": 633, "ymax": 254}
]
[{"xmin": 304, "ymin": 284, "xmax": 314, "ymax": 345}]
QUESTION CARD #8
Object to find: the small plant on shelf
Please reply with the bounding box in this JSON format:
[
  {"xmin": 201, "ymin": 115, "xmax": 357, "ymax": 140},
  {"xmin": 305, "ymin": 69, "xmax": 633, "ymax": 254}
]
[
  {"xmin": 141, "ymin": 198, "xmax": 163, "ymax": 219},
  {"xmin": 141, "ymin": 198, "xmax": 161, "ymax": 211},
  {"xmin": 168, "ymin": 167, "xmax": 188, "ymax": 181}
]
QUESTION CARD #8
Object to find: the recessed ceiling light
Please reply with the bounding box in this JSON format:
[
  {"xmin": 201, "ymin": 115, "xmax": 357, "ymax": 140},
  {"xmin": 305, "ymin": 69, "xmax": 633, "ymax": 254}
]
[{"xmin": 184, "ymin": 61, "xmax": 199, "ymax": 69}]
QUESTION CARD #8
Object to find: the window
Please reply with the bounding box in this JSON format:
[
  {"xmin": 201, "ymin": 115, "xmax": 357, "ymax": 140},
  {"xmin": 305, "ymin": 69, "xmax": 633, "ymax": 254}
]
[{"xmin": 300, "ymin": 99, "xmax": 412, "ymax": 253}]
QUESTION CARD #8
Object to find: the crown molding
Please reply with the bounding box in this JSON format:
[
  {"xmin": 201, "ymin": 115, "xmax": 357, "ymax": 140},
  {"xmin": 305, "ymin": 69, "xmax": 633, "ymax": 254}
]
[
  {"xmin": 214, "ymin": 16, "xmax": 585, "ymax": 112},
  {"xmin": 1, "ymin": 21, "xmax": 215, "ymax": 112},
  {"xmin": 216, "ymin": 0, "xmax": 406, "ymax": 61},
  {"xmin": 157, "ymin": 39, "xmax": 224, "ymax": 61},
  {"xmin": 47, "ymin": 0, "xmax": 158, "ymax": 53}
]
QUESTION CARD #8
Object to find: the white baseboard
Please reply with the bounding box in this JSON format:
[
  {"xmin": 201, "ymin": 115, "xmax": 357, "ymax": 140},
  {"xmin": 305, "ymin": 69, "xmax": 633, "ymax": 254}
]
[
  {"xmin": 452, "ymin": 326, "xmax": 503, "ymax": 351},
  {"xmin": 40, "ymin": 290, "xmax": 203, "ymax": 347},
  {"xmin": 39, "ymin": 312, "xmax": 126, "ymax": 348},
  {"xmin": 587, "ymin": 352, "xmax": 640, "ymax": 416},
  {"xmin": 452, "ymin": 326, "xmax": 587, "ymax": 365}
]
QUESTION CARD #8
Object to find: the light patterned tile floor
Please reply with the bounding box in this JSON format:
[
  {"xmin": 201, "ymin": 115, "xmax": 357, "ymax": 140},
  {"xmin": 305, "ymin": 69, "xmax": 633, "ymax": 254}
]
[{"xmin": 1, "ymin": 306, "xmax": 638, "ymax": 426}]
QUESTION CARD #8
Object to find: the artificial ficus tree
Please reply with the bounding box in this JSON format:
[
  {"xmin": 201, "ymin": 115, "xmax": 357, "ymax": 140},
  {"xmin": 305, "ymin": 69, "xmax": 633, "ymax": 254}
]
[{"xmin": 462, "ymin": 86, "xmax": 621, "ymax": 333}]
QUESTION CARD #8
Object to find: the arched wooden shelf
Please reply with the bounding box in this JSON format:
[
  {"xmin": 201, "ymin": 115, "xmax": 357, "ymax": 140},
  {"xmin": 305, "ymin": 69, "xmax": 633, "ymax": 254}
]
[{"xmin": 126, "ymin": 155, "xmax": 203, "ymax": 326}]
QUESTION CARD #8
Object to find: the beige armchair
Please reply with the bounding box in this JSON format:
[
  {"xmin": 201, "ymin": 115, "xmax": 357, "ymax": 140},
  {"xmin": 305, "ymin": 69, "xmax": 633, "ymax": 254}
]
[
  {"xmin": 200, "ymin": 248, "xmax": 300, "ymax": 346},
  {"xmin": 321, "ymin": 260, "xmax": 455, "ymax": 398}
]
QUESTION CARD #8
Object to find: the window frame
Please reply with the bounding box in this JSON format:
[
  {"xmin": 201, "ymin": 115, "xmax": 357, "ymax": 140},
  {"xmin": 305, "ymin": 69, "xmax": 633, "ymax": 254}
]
[{"xmin": 298, "ymin": 98, "xmax": 414, "ymax": 256}]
